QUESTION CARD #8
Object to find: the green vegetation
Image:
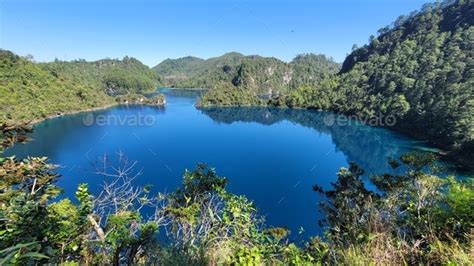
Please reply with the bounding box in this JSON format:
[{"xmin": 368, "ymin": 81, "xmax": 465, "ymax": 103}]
[
  {"xmin": 313, "ymin": 153, "xmax": 473, "ymax": 265},
  {"xmin": 152, "ymin": 56, "xmax": 205, "ymax": 83},
  {"xmin": 197, "ymin": 82, "xmax": 265, "ymax": 107},
  {"xmin": 153, "ymin": 52, "xmax": 339, "ymax": 95},
  {"xmin": 1, "ymin": 0, "xmax": 472, "ymax": 263},
  {"xmin": 0, "ymin": 50, "xmax": 161, "ymax": 124},
  {"xmin": 288, "ymin": 53, "xmax": 341, "ymax": 89},
  {"xmin": 196, "ymin": 0, "xmax": 474, "ymax": 167},
  {"xmin": 154, "ymin": 52, "xmax": 247, "ymax": 89},
  {"xmin": 116, "ymin": 93, "xmax": 166, "ymax": 106},
  {"xmin": 0, "ymin": 124, "xmax": 472, "ymax": 264},
  {"xmin": 0, "ymin": 50, "xmax": 112, "ymax": 123},
  {"xmin": 335, "ymin": 0, "xmax": 473, "ymax": 161},
  {"xmin": 42, "ymin": 56, "xmax": 160, "ymax": 95}
]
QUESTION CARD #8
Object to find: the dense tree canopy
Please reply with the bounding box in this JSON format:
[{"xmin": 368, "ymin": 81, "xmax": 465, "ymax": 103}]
[
  {"xmin": 335, "ymin": 0, "xmax": 473, "ymax": 159},
  {"xmin": 42, "ymin": 55, "xmax": 160, "ymax": 95},
  {"xmin": 153, "ymin": 52, "xmax": 340, "ymax": 95},
  {"xmin": 196, "ymin": 82, "xmax": 265, "ymax": 107},
  {"xmin": 0, "ymin": 50, "xmax": 112, "ymax": 123},
  {"xmin": 0, "ymin": 50, "xmax": 161, "ymax": 124}
]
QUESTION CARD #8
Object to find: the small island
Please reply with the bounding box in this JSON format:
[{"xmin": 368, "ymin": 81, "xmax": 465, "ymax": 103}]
[{"xmin": 115, "ymin": 93, "xmax": 166, "ymax": 106}]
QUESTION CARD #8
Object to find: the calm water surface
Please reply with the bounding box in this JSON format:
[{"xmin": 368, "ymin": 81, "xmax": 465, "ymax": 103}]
[{"xmin": 7, "ymin": 89, "xmax": 462, "ymax": 239}]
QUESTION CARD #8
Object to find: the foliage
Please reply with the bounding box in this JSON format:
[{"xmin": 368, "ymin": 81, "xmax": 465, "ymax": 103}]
[
  {"xmin": 153, "ymin": 52, "xmax": 247, "ymax": 90},
  {"xmin": 197, "ymin": 82, "xmax": 265, "ymax": 107},
  {"xmin": 152, "ymin": 56, "xmax": 205, "ymax": 82},
  {"xmin": 0, "ymin": 123, "xmax": 65, "ymax": 263},
  {"xmin": 314, "ymin": 163, "xmax": 379, "ymax": 246},
  {"xmin": 336, "ymin": 0, "xmax": 474, "ymax": 160},
  {"xmin": 316, "ymin": 152, "xmax": 473, "ymax": 264},
  {"xmin": 153, "ymin": 52, "xmax": 340, "ymax": 96},
  {"xmin": 0, "ymin": 123, "xmax": 32, "ymax": 153},
  {"xmin": 160, "ymin": 163, "xmax": 281, "ymax": 264},
  {"xmin": 115, "ymin": 93, "xmax": 166, "ymax": 106},
  {"xmin": 42, "ymin": 55, "xmax": 160, "ymax": 96},
  {"xmin": 0, "ymin": 50, "xmax": 111, "ymax": 123},
  {"xmin": 0, "ymin": 242, "xmax": 49, "ymax": 265},
  {"xmin": 272, "ymin": 78, "xmax": 339, "ymax": 109},
  {"xmin": 288, "ymin": 53, "xmax": 341, "ymax": 89},
  {"xmin": 0, "ymin": 50, "xmax": 160, "ymax": 124}
]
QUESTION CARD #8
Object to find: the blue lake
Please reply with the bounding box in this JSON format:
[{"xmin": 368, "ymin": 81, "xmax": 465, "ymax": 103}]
[{"xmin": 6, "ymin": 89, "xmax": 463, "ymax": 240}]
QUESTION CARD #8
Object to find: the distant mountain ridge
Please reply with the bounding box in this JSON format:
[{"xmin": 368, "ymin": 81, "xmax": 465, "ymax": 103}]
[{"xmin": 153, "ymin": 52, "xmax": 340, "ymax": 95}]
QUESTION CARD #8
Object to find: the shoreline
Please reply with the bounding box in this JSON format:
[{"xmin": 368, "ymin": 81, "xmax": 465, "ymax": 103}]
[
  {"xmin": 29, "ymin": 91, "xmax": 167, "ymax": 126},
  {"xmin": 30, "ymin": 101, "xmax": 167, "ymax": 127},
  {"xmin": 30, "ymin": 102, "xmax": 120, "ymax": 126},
  {"xmin": 164, "ymin": 87, "xmax": 209, "ymax": 91}
]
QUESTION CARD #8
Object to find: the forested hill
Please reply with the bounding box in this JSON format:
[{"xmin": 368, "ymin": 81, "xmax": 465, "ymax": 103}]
[
  {"xmin": 41, "ymin": 56, "xmax": 160, "ymax": 95},
  {"xmin": 153, "ymin": 52, "xmax": 340, "ymax": 95},
  {"xmin": 0, "ymin": 50, "xmax": 161, "ymax": 123},
  {"xmin": 196, "ymin": 0, "xmax": 472, "ymax": 165},
  {"xmin": 153, "ymin": 56, "xmax": 205, "ymax": 78},
  {"xmin": 334, "ymin": 0, "xmax": 473, "ymax": 160}
]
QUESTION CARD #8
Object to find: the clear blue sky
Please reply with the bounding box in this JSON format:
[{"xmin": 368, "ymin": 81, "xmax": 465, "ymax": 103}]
[{"xmin": 1, "ymin": 0, "xmax": 429, "ymax": 66}]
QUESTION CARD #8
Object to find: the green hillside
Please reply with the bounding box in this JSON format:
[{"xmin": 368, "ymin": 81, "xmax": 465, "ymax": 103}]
[
  {"xmin": 41, "ymin": 56, "xmax": 160, "ymax": 95},
  {"xmin": 0, "ymin": 50, "xmax": 161, "ymax": 123},
  {"xmin": 289, "ymin": 53, "xmax": 341, "ymax": 89},
  {"xmin": 153, "ymin": 52, "xmax": 340, "ymax": 95},
  {"xmin": 196, "ymin": 0, "xmax": 473, "ymax": 165},
  {"xmin": 0, "ymin": 50, "xmax": 112, "ymax": 123},
  {"xmin": 334, "ymin": 0, "xmax": 473, "ymax": 158},
  {"xmin": 152, "ymin": 56, "xmax": 205, "ymax": 80}
]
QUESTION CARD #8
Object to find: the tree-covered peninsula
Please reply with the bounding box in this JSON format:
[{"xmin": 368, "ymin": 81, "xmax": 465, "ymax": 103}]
[{"xmin": 0, "ymin": 50, "xmax": 163, "ymax": 124}]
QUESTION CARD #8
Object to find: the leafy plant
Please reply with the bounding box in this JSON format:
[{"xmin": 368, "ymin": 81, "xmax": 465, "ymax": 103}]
[{"xmin": 0, "ymin": 242, "xmax": 48, "ymax": 265}]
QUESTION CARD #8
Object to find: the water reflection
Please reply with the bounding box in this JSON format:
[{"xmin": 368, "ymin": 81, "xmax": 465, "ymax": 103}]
[
  {"xmin": 150, "ymin": 88, "xmax": 206, "ymax": 99},
  {"xmin": 199, "ymin": 107, "xmax": 424, "ymax": 175}
]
